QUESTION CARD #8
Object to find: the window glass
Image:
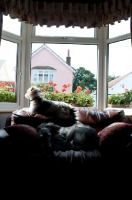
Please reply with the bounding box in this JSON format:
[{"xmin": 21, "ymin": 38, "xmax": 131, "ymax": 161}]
[
  {"xmin": 35, "ymin": 25, "xmax": 94, "ymax": 38},
  {"xmin": 3, "ymin": 15, "xmax": 21, "ymax": 35},
  {"xmin": 33, "ymin": 73, "xmax": 37, "ymax": 82},
  {"xmin": 0, "ymin": 39, "xmax": 17, "ymax": 102},
  {"xmin": 31, "ymin": 43, "xmax": 97, "ymax": 108},
  {"xmin": 39, "ymin": 73, "xmax": 43, "ymax": 82},
  {"xmin": 107, "ymin": 39, "xmax": 132, "ymax": 108},
  {"xmin": 49, "ymin": 73, "xmax": 53, "ymax": 82},
  {"xmin": 109, "ymin": 18, "xmax": 130, "ymax": 38},
  {"xmin": 44, "ymin": 74, "xmax": 48, "ymax": 82},
  {"xmin": 32, "ymin": 70, "xmax": 54, "ymax": 83}
]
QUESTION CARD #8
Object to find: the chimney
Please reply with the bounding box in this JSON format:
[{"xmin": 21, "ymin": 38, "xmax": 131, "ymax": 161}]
[{"xmin": 66, "ymin": 49, "xmax": 71, "ymax": 66}]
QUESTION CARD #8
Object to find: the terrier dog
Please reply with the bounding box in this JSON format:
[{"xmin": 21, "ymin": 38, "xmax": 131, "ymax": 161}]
[
  {"xmin": 36, "ymin": 122, "xmax": 100, "ymax": 151},
  {"xmin": 24, "ymin": 86, "xmax": 76, "ymax": 126}
]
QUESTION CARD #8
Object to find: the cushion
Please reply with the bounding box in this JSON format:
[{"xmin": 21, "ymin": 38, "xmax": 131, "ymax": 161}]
[
  {"xmin": 74, "ymin": 108, "xmax": 128, "ymax": 132},
  {"xmin": 10, "ymin": 109, "xmax": 51, "ymax": 128},
  {"xmin": 4, "ymin": 124, "xmax": 44, "ymax": 153},
  {"xmin": 98, "ymin": 122, "xmax": 132, "ymax": 156},
  {"xmin": 10, "ymin": 108, "xmax": 76, "ymax": 128}
]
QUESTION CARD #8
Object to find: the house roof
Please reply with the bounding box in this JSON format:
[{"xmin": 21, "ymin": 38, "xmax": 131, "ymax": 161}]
[
  {"xmin": 108, "ymin": 71, "xmax": 132, "ymax": 88},
  {"xmin": 32, "ymin": 66, "xmax": 56, "ymax": 70},
  {"xmin": 31, "ymin": 44, "xmax": 75, "ymax": 73}
]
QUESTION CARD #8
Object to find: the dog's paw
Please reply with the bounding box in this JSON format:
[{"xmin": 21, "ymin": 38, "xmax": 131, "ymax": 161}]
[{"xmin": 21, "ymin": 107, "xmax": 30, "ymax": 112}]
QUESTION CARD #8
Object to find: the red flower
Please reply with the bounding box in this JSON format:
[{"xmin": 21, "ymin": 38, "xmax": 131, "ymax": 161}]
[
  {"xmin": 67, "ymin": 83, "xmax": 71, "ymax": 87},
  {"xmin": 62, "ymin": 84, "xmax": 67, "ymax": 88},
  {"xmin": 48, "ymin": 82, "xmax": 57, "ymax": 87},
  {"xmin": 42, "ymin": 86, "xmax": 47, "ymax": 90},
  {"xmin": 86, "ymin": 89, "xmax": 91, "ymax": 94},
  {"xmin": 0, "ymin": 82, "xmax": 6, "ymax": 88},
  {"xmin": 62, "ymin": 87, "xmax": 66, "ymax": 92},
  {"xmin": 9, "ymin": 88, "xmax": 14, "ymax": 92},
  {"xmin": 7, "ymin": 81, "xmax": 14, "ymax": 85},
  {"xmin": 75, "ymin": 86, "xmax": 82, "ymax": 92},
  {"xmin": 54, "ymin": 89, "xmax": 58, "ymax": 93},
  {"xmin": 48, "ymin": 81, "xmax": 53, "ymax": 86},
  {"xmin": 53, "ymin": 83, "xmax": 57, "ymax": 87},
  {"xmin": 125, "ymin": 88, "xmax": 129, "ymax": 92}
]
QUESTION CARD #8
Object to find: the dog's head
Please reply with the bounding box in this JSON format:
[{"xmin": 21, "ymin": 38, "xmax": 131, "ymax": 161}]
[{"xmin": 25, "ymin": 86, "xmax": 41, "ymax": 100}]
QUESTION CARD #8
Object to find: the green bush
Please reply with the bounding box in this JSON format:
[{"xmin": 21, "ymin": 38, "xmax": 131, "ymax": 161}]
[
  {"xmin": 31, "ymin": 82, "xmax": 95, "ymax": 107},
  {"xmin": 0, "ymin": 88, "xmax": 15, "ymax": 102},
  {"xmin": 41, "ymin": 91, "xmax": 94, "ymax": 107},
  {"xmin": 108, "ymin": 90, "xmax": 132, "ymax": 105}
]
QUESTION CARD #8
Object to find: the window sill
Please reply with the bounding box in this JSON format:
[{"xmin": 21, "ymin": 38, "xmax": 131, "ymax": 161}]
[{"xmin": 105, "ymin": 107, "xmax": 132, "ymax": 116}]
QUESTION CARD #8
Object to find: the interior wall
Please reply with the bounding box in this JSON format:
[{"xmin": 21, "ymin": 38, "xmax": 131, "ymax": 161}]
[{"xmin": 0, "ymin": 113, "xmax": 11, "ymax": 128}]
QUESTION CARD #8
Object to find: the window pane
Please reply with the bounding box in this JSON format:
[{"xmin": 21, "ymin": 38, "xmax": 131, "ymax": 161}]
[
  {"xmin": 44, "ymin": 74, "xmax": 48, "ymax": 82},
  {"xmin": 49, "ymin": 73, "xmax": 53, "ymax": 82},
  {"xmin": 35, "ymin": 25, "xmax": 94, "ymax": 38},
  {"xmin": 39, "ymin": 74, "xmax": 43, "ymax": 82},
  {"xmin": 3, "ymin": 15, "xmax": 21, "ymax": 35},
  {"xmin": 0, "ymin": 39, "xmax": 17, "ymax": 102},
  {"xmin": 31, "ymin": 43, "xmax": 97, "ymax": 108},
  {"xmin": 107, "ymin": 39, "xmax": 132, "ymax": 108},
  {"xmin": 33, "ymin": 73, "xmax": 37, "ymax": 82},
  {"xmin": 109, "ymin": 18, "xmax": 130, "ymax": 38}
]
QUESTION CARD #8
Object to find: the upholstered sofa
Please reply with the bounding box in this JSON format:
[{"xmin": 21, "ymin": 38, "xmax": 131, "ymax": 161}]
[{"xmin": 1, "ymin": 107, "xmax": 132, "ymax": 198}]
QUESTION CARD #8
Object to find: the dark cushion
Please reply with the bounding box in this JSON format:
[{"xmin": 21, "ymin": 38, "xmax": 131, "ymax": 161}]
[
  {"xmin": 74, "ymin": 108, "xmax": 128, "ymax": 132},
  {"xmin": 98, "ymin": 122, "xmax": 132, "ymax": 156},
  {"xmin": 4, "ymin": 124, "xmax": 43, "ymax": 154},
  {"xmin": 10, "ymin": 109, "xmax": 52, "ymax": 128},
  {"xmin": 10, "ymin": 108, "xmax": 76, "ymax": 128}
]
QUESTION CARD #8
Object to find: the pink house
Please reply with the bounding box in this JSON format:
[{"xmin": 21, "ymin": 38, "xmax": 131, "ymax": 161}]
[{"xmin": 31, "ymin": 44, "xmax": 75, "ymax": 92}]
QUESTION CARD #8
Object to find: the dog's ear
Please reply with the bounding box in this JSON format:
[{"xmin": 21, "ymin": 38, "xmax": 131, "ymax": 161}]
[{"xmin": 31, "ymin": 86, "xmax": 34, "ymax": 91}]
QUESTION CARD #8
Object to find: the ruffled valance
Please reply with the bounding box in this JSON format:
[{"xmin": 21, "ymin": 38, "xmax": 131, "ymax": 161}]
[
  {"xmin": 0, "ymin": 0, "xmax": 132, "ymax": 43},
  {"xmin": 0, "ymin": 0, "xmax": 131, "ymax": 27}
]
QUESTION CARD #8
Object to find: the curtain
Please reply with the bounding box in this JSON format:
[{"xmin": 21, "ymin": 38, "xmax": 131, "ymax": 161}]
[{"xmin": 0, "ymin": 0, "xmax": 132, "ymax": 43}]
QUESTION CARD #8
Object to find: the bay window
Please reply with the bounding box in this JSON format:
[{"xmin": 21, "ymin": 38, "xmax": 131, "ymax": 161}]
[{"xmin": 0, "ymin": 14, "xmax": 131, "ymax": 111}]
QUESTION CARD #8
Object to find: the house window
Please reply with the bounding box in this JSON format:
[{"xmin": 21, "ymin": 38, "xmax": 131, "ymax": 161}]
[
  {"xmin": 39, "ymin": 71, "xmax": 43, "ymax": 82},
  {"xmin": 49, "ymin": 73, "xmax": 53, "ymax": 82},
  {"xmin": 107, "ymin": 18, "xmax": 131, "ymax": 108},
  {"xmin": 33, "ymin": 74, "xmax": 37, "ymax": 82},
  {"xmin": 44, "ymin": 74, "xmax": 48, "ymax": 82},
  {"xmin": 32, "ymin": 70, "xmax": 54, "ymax": 83}
]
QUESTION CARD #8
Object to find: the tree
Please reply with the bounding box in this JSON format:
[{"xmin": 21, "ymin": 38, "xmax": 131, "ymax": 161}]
[
  {"xmin": 72, "ymin": 67, "xmax": 97, "ymax": 92},
  {"xmin": 108, "ymin": 75, "xmax": 119, "ymax": 82}
]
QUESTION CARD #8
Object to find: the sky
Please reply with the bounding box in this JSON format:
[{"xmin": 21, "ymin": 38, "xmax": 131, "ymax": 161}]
[{"xmin": 1, "ymin": 15, "xmax": 132, "ymax": 81}]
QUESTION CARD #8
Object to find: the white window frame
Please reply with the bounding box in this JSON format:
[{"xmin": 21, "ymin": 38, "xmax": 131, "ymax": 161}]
[
  {"xmin": 0, "ymin": 32, "xmax": 22, "ymax": 111},
  {"xmin": 0, "ymin": 19, "xmax": 131, "ymax": 112},
  {"xmin": 1, "ymin": 22, "xmax": 28, "ymax": 112},
  {"xmin": 27, "ymin": 24, "xmax": 101, "ymax": 108},
  {"xmin": 105, "ymin": 25, "xmax": 131, "ymax": 108}
]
